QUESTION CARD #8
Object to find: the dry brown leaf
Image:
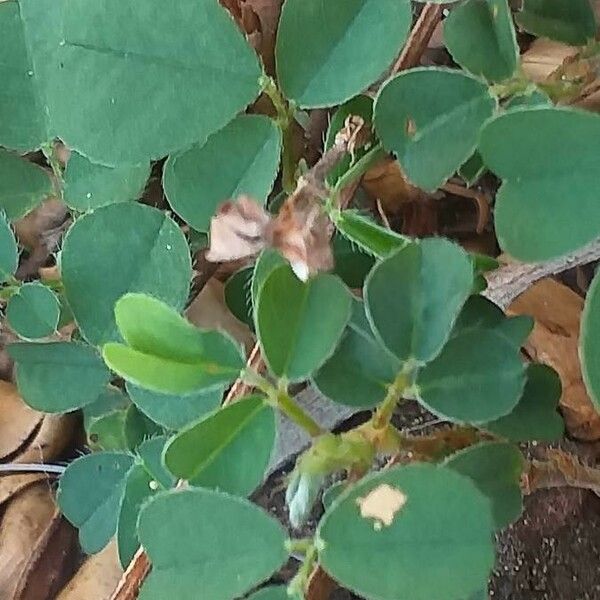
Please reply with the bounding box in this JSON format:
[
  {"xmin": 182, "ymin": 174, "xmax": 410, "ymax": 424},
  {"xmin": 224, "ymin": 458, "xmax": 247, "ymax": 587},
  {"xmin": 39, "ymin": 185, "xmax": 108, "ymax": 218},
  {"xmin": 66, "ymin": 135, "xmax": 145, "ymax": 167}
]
[
  {"xmin": 0, "ymin": 473, "xmax": 48, "ymax": 507},
  {"xmin": 521, "ymin": 38, "xmax": 580, "ymax": 83},
  {"xmin": 0, "ymin": 482, "xmax": 57, "ymax": 598},
  {"xmin": 56, "ymin": 541, "xmax": 123, "ymax": 600},
  {"xmin": 0, "ymin": 381, "xmax": 44, "ymax": 461},
  {"xmin": 362, "ymin": 157, "xmax": 423, "ymax": 214},
  {"xmin": 15, "ymin": 413, "xmax": 78, "ymax": 464},
  {"xmin": 13, "ymin": 198, "xmax": 67, "ymax": 251},
  {"xmin": 185, "ymin": 278, "xmax": 254, "ymax": 351},
  {"xmin": 509, "ymin": 278, "xmax": 600, "ymax": 441}
]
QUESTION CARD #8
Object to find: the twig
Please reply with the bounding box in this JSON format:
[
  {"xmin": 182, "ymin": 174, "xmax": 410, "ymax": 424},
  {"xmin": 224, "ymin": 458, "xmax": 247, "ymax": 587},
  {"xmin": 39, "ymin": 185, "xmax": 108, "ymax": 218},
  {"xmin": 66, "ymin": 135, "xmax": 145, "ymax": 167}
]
[
  {"xmin": 390, "ymin": 4, "xmax": 444, "ymax": 75},
  {"xmin": 484, "ymin": 237, "xmax": 600, "ymax": 309},
  {"xmin": 0, "ymin": 462, "xmax": 65, "ymax": 475}
]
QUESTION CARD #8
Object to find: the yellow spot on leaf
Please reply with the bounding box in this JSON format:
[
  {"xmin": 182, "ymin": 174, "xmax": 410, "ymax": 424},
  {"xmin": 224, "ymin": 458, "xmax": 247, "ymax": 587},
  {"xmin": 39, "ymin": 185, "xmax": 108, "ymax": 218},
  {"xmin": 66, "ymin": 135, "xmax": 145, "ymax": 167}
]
[{"xmin": 356, "ymin": 483, "xmax": 407, "ymax": 528}]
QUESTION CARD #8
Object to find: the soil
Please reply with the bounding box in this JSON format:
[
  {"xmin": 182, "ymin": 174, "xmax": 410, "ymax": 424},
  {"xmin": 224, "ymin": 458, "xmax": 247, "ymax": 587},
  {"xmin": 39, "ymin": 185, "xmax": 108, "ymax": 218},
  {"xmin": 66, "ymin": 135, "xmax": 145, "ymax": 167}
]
[{"xmin": 253, "ymin": 405, "xmax": 600, "ymax": 600}]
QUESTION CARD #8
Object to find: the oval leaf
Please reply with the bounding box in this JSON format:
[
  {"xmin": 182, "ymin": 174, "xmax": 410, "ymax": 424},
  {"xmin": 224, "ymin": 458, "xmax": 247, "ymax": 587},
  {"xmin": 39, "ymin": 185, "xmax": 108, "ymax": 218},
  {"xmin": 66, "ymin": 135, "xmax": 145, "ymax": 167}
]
[
  {"xmin": 6, "ymin": 282, "xmax": 60, "ymax": 339},
  {"xmin": 50, "ymin": 0, "xmax": 262, "ymax": 164},
  {"xmin": 61, "ymin": 203, "xmax": 191, "ymax": 345},
  {"xmin": 126, "ymin": 383, "xmax": 223, "ymax": 431},
  {"xmin": 276, "ymin": 0, "xmax": 411, "ymax": 108},
  {"xmin": 63, "ymin": 152, "xmax": 151, "ymax": 211},
  {"xmin": 416, "ymin": 329, "xmax": 525, "ymax": 423},
  {"xmin": 317, "ymin": 464, "xmax": 495, "ymax": 600},
  {"xmin": 374, "ymin": 68, "xmax": 496, "ymax": 191},
  {"xmin": 256, "ymin": 265, "xmax": 351, "ymax": 381},
  {"xmin": 247, "ymin": 587, "xmax": 288, "ymax": 600},
  {"xmin": 164, "ymin": 395, "xmax": 275, "ymax": 496},
  {"xmin": 137, "ymin": 488, "xmax": 288, "ymax": 600},
  {"xmin": 57, "ymin": 452, "xmax": 135, "ymax": 554},
  {"xmin": 103, "ymin": 294, "xmax": 245, "ymax": 394},
  {"xmin": 8, "ymin": 341, "xmax": 111, "ymax": 412},
  {"xmin": 444, "ymin": 0, "xmax": 518, "ymax": 82},
  {"xmin": 445, "ymin": 441, "xmax": 524, "ymax": 529},
  {"xmin": 164, "ymin": 115, "xmax": 281, "ymax": 232},
  {"xmin": 0, "ymin": 214, "xmax": 18, "ymax": 282},
  {"xmin": 365, "ymin": 238, "xmax": 473, "ymax": 364},
  {"xmin": 0, "ymin": 148, "xmax": 52, "ymax": 220},
  {"xmin": 313, "ymin": 300, "xmax": 400, "ymax": 408},
  {"xmin": 516, "ymin": 0, "xmax": 596, "ymax": 46},
  {"xmin": 480, "ymin": 107, "xmax": 600, "ymax": 261}
]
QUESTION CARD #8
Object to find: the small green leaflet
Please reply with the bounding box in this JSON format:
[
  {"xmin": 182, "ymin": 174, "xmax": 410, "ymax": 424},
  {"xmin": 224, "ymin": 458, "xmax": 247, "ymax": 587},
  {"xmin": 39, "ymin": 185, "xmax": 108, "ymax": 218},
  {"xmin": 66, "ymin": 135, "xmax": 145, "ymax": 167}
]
[
  {"xmin": 61, "ymin": 202, "xmax": 191, "ymax": 345},
  {"xmin": 581, "ymin": 270, "xmax": 600, "ymax": 412},
  {"xmin": 255, "ymin": 265, "xmax": 351, "ymax": 381},
  {"xmin": 6, "ymin": 281, "xmax": 60, "ymax": 339},
  {"xmin": 164, "ymin": 115, "xmax": 281, "ymax": 232},
  {"xmin": 137, "ymin": 489, "xmax": 288, "ymax": 600},
  {"xmin": 0, "ymin": 148, "xmax": 52, "ymax": 220},
  {"xmin": 57, "ymin": 452, "xmax": 135, "ymax": 554},
  {"xmin": 317, "ymin": 464, "xmax": 495, "ymax": 600},
  {"xmin": 276, "ymin": 0, "xmax": 411, "ymax": 108},
  {"xmin": 9, "ymin": 341, "xmax": 111, "ymax": 413},
  {"xmin": 365, "ymin": 238, "xmax": 473, "ymax": 364},
  {"xmin": 163, "ymin": 395, "xmax": 276, "ymax": 496},
  {"xmin": 374, "ymin": 68, "xmax": 496, "ymax": 191},
  {"xmin": 516, "ymin": 0, "xmax": 596, "ymax": 46},
  {"xmin": 63, "ymin": 152, "xmax": 151, "ymax": 211},
  {"xmin": 480, "ymin": 107, "xmax": 600, "ymax": 261},
  {"xmin": 444, "ymin": 0, "xmax": 518, "ymax": 82},
  {"xmin": 103, "ymin": 294, "xmax": 245, "ymax": 394}
]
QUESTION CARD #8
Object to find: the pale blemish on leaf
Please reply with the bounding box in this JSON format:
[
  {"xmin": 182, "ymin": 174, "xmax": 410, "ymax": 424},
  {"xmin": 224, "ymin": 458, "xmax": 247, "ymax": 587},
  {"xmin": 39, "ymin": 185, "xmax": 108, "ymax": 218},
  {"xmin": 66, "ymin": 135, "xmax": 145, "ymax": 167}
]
[{"xmin": 356, "ymin": 483, "xmax": 407, "ymax": 528}]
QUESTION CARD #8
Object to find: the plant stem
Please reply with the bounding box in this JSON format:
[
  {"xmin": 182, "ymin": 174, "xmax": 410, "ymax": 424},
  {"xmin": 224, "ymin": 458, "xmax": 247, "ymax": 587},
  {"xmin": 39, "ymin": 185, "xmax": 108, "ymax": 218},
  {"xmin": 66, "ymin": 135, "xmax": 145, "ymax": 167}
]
[
  {"xmin": 260, "ymin": 75, "xmax": 297, "ymax": 192},
  {"xmin": 372, "ymin": 370, "xmax": 410, "ymax": 430},
  {"xmin": 332, "ymin": 143, "xmax": 386, "ymax": 195},
  {"xmin": 241, "ymin": 368, "xmax": 324, "ymax": 437},
  {"xmin": 42, "ymin": 142, "xmax": 64, "ymax": 199}
]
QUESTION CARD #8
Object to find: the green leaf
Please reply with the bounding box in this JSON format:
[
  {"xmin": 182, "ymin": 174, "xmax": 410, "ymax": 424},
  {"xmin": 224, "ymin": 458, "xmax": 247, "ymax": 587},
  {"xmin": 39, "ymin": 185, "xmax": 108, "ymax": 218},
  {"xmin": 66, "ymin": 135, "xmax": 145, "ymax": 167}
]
[
  {"xmin": 137, "ymin": 436, "xmax": 176, "ymax": 489},
  {"xmin": 504, "ymin": 88, "xmax": 551, "ymax": 110},
  {"xmin": 256, "ymin": 265, "xmax": 351, "ymax": 381},
  {"xmin": 124, "ymin": 405, "xmax": 163, "ymax": 451},
  {"xmin": 417, "ymin": 329, "xmax": 525, "ymax": 423},
  {"xmin": 246, "ymin": 587, "xmax": 288, "ymax": 600},
  {"xmin": 374, "ymin": 67, "xmax": 496, "ymax": 191},
  {"xmin": 63, "ymin": 152, "xmax": 150, "ymax": 212},
  {"xmin": 137, "ymin": 488, "xmax": 288, "ymax": 600},
  {"xmin": 224, "ymin": 266, "xmax": 254, "ymax": 329},
  {"xmin": 580, "ymin": 270, "xmax": 600, "ymax": 412},
  {"xmin": 6, "ymin": 282, "xmax": 60, "ymax": 339},
  {"xmin": 251, "ymin": 248, "xmax": 287, "ymax": 310},
  {"xmin": 445, "ymin": 441, "xmax": 524, "ymax": 529},
  {"xmin": 332, "ymin": 210, "xmax": 410, "ymax": 258},
  {"xmin": 61, "ymin": 203, "xmax": 191, "ymax": 345},
  {"xmin": 313, "ymin": 300, "xmax": 400, "ymax": 408},
  {"xmin": 479, "ymin": 107, "xmax": 600, "ymax": 261},
  {"xmin": 332, "ymin": 234, "xmax": 376, "ymax": 288},
  {"xmin": 317, "ymin": 464, "xmax": 495, "ymax": 600},
  {"xmin": 9, "ymin": 341, "xmax": 111, "ymax": 412},
  {"xmin": 103, "ymin": 294, "xmax": 245, "ymax": 394},
  {"xmin": 276, "ymin": 0, "xmax": 411, "ymax": 108},
  {"xmin": 164, "ymin": 115, "xmax": 281, "ymax": 232},
  {"xmin": 459, "ymin": 153, "xmax": 486, "ymax": 187},
  {"xmin": 453, "ymin": 295, "xmax": 533, "ymax": 348},
  {"xmin": 0, "ymin": 214, "xmax": 18, "ymax": 282},
  {"xmin": 117, "ymin": 463, "xmax": 160, "ymax": 567},
  {"xmin": 484, "ymin": 363, "xmax": 564, "ymax": 442},
  {"xmin": 126, "ymin": 383, "xmax": 223, "ymax": 431},
  {"xmin": 516, "ymin": 0, "xmax": 596, "ymax": 46},
  {"xmin": 444, "ymin": 0, "xmax": 518, "ymax": 82},
  {"xmin": 0, "ymin": 0, "xmax": 59, "ymax": 151},
  {"xmin": 82, "ymin": 386, "xmax": 130, "ymax": 451},
  {"xmin": 365, "ymin": 239, "xmax": 473, "ymax": 364},
  {"xmin": 0, "ymin": 148, "xmax": 52, "ymax": 220},
  {"xmin": 57, "ymin": 452, "xmax": 135, "ymax": 554},
  {"xmin": 50, "ymin": 0, "xmax": 262, "ymax": 165},
  {"xmin": 164, "ymin": 395, "xmax": 275, "ymax": 496}
]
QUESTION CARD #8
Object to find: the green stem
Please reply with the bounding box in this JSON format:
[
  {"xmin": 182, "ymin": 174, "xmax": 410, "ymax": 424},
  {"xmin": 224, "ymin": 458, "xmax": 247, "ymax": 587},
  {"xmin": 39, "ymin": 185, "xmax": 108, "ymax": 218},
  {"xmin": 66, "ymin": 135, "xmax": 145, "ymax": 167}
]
[
  {"xmin": 332, "ymin": 143, "xmax": 386, "ymax": 194},
  {"xmin": 288, "ymin": 543, "xmax": 318, "ymax": 597},
  {"xmin": 260, "ymin": 75, "xmax": 297, "ymax": 192},
  {"xmin": 241, "ymin": 368, "xmax": 324, "ymax": 437},
  {"xmin": 372, "ymin": 370, "xmax": 410, "ymax": 430},
  {"xmin": 42, "ymin": 142, "xmax": 64, "ymax": 199}
]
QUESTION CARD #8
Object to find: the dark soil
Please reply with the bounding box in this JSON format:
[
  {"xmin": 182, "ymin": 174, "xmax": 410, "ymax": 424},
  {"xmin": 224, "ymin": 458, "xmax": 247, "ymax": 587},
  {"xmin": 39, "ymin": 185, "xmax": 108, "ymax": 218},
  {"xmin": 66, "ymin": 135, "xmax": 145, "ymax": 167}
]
[{"xmin": 253, "ymin": 405, "xmax": 600, "ymax": 600}]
